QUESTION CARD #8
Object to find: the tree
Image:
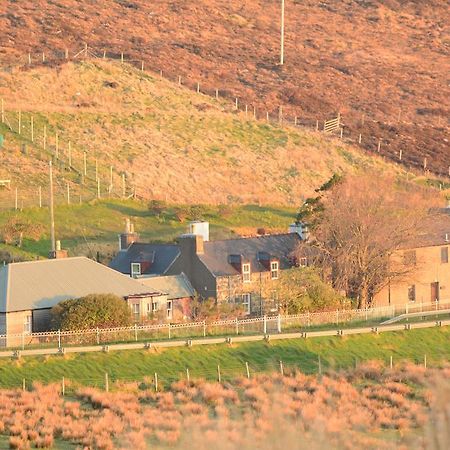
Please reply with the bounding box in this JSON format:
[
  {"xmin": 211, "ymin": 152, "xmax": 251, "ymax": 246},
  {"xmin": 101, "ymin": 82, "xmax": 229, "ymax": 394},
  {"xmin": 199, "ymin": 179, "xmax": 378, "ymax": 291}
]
[
  {"xmin": 51, "ymin": 293, "xmax": 132, "ymax": 330},
  {"xmin": 1, "ymin": 216, "xmax": 43, "ymax": 247},
  {"xmin": 264, "ymin": 267, "xmax": 347, "ymax": 314},
  {"xmin": 299, "ymin": 174, "xmax": 439, "ymax": 308}
]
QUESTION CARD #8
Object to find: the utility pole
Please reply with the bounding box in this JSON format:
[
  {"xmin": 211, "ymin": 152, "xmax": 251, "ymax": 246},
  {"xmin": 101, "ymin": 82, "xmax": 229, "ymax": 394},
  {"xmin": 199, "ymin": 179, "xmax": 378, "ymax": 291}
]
[
  {"xmin": 49, "ymin": 161, "xmax": 56, "ymax": 255},
  {"xmin": 280, "ymin": 0, "xmax": 285, "ymax": 65}
]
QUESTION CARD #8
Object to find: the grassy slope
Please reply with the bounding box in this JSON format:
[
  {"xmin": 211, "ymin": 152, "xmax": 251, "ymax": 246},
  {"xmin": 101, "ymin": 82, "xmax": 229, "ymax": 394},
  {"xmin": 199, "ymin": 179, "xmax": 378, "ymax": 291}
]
[
  {"xmin": 0, "ymin": 199, "xmax": 296, "ymax": 259},
  {"xmin": 1, "ymin": 327, "xmax": 449, "ymax": 389},
  {"xmin": 0, "ymin": 60, "xmax": 405, "ymax": 206}
]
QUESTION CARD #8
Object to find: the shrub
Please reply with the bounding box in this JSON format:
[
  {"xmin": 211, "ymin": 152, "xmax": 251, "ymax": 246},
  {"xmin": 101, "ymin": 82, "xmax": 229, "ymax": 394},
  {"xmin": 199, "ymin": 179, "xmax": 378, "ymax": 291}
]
[{"xmin": 51, "ymin": 293, "xmax": 132, "ymax": 330}]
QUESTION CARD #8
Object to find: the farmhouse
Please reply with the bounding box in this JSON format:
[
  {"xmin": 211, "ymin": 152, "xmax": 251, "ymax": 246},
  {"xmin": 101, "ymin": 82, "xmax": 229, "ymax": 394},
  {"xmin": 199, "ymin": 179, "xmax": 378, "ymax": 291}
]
[
  {"xmin": 373, "ymin": 212, "xmax": 450, "ymax": 306},
  {"xmin": 0, "ymin": 257, "xmax": 173, "ymax": 340}
]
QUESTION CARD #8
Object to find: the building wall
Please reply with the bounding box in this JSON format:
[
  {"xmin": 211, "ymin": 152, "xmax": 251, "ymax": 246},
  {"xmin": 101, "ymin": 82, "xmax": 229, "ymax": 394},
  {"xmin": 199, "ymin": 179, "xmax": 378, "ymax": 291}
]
[
  {"xmin": 0, "ymin": 313, "xmax": 5, "ymax": 335},
  {"xmin": 33, "ymin": 309, "xmax": 52, "ymax": 332},
  {"xmin": 127, "ymin": 294, "xmax": 171, "ymax": 323},
  {"xmin": 374, "ymin": 244, "xmax": 450, "ymax": 307}
]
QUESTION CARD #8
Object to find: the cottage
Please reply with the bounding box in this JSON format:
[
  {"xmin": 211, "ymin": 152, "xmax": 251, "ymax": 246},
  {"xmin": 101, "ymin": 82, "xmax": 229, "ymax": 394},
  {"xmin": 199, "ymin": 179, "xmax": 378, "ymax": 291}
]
[{"xmin": 0, "ymin": 257, "xmax": 169, "ymax": 342}]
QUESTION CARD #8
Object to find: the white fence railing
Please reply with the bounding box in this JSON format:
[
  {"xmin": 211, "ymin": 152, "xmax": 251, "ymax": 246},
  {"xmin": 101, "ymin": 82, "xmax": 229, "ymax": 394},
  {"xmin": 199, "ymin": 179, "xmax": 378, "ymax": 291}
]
[{"xmin": 1, "ymin": 300, "xmax": 449, "ymax": 350}]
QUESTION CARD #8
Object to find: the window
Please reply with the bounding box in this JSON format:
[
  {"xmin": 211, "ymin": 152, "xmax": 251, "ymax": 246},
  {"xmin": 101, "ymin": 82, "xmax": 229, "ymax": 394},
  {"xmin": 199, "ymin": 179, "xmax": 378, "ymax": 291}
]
[
  {"xmin": 403, "ymin": 250, "xmax": 417, "ymax": 266},
  {"xmin": 23, "ymin": 315, "xmax": 32, "ymax": 334},
  {"xmin": 152, "ymin": 302, "xmax": 158, "ymax": 312},
  {"xmin": 270, "ymin": 261, "xmax": 279, "ymax": 279},
  {"xmin": 242, "ymin": 263, "xmax": 251, "ymax": 283},
  {"xmin": 299, "ymin": 257, "xmax": 308, "ymax": 268},
  {"xmin": 167, "ymin": 301, "xmax": 173, "ymax": 319},
  {"xmin": 441, "ymin": 247, "xmax": 449, "ymax": 264},
  {"xmin": 408, "ymin": 285, "xmax": 416, "ymax": 302},
  {"xmin": 130, "ymin": 263, "xmax": 141, "ymax": 278},
  {"xmin": 132, "ymin": 303, "xmax": 140, "ymax": 320},
  {"xmin": 242, "ymin": 293, "xmax": 251, "ymax": 314}
]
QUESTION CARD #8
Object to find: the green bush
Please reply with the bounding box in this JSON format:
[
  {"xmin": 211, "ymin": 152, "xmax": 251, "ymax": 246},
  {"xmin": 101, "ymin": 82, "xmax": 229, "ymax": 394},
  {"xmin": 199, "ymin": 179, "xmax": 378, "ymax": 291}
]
[{"xmin": 51, "ymin": 293, "xmax": 133, "ymax": 331}]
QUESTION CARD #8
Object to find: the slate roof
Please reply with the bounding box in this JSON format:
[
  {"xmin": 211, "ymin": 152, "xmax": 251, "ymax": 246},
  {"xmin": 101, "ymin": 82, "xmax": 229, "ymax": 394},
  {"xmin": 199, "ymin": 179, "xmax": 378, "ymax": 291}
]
[
  {"xmin": 109, "ymin": 242, "xmax": 180, "ymax": 275},
  {"xmin": 0, "ymin": 257, "xmax": 154, "ymax": 313},
  {"xmin": 137, "ymin": 274, "xmax": 195, "ymax": 300},
  {"xmin": 409, "ymin": 213, "xmax": 450, "ymax": 249},
  {"xmin": 198, "ymin": 233, "xmax": 301, "ymax": 277}
]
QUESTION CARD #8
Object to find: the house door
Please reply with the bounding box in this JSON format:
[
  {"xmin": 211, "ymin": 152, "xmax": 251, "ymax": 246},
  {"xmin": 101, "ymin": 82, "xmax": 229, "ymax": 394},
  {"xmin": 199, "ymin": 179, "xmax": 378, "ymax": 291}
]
[{"xmin": 431, "ymin": 282, "xmax": 440, "ymax": 302}]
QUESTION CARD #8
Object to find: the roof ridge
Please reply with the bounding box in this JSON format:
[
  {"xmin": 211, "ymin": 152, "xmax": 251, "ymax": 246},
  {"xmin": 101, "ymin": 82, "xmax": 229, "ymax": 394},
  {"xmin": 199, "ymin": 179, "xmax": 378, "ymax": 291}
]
[
  {"xmin": 204, "ymin": 232, "xmax": 295, "ymax": 244},
  {"xmin": 7, "ymin": 256, "xmax": 88, "ymax": 267}
]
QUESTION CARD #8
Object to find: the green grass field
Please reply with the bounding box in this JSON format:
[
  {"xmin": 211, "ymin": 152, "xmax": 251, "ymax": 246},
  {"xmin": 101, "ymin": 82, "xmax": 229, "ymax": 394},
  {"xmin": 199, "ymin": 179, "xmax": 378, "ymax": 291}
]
[
  {"xmin": 1, "ymin": 326, "xmax": 449, "ymax": 390},
  {"xmin": 0, "ymin": 199, "xmax": 296, "ymax": 260}
]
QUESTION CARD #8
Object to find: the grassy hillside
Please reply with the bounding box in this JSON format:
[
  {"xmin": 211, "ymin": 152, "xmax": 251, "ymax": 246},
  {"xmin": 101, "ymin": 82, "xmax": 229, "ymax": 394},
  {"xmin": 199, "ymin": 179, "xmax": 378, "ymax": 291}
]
[
  {"xmin": 1, "ymin": 326, "xmax": 449, "ymax": 389},
  {"xmin": 0, "ymin": 0, "xmax": 448, "ymax": 173},
  {"xmin": 0, "ymin": 199, "xmax": 296, "ymax": 260},
  {"xmin": 0, "ymin": 60, "xmax": 410, "ymax": 206}
]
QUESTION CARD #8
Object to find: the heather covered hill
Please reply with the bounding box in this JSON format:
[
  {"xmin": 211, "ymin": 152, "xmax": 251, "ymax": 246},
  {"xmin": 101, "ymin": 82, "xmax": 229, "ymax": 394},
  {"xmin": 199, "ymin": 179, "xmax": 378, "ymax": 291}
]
[
  {"xmin": 0, "ymin": 0, "xmax": 448, "ymax": 173},
  {"xmin": 0, "ymin": 60, "xmax": 403, "ymax": 205}
]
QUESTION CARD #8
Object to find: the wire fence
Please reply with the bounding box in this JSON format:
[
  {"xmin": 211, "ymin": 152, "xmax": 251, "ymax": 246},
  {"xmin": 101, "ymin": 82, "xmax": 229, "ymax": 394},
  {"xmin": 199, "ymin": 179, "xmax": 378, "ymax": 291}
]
[
  {"xmin": 2, "ymin": 299, "xmax": 449, "ymax": 351},
  {"xmin": 1, "ymin": 45, "xmax": 449, "ymax": 182}
]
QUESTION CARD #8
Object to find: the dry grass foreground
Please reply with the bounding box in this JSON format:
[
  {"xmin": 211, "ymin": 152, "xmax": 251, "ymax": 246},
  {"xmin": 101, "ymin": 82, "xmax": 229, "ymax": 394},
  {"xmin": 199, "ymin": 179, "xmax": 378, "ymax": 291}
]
[
  {"xmin": 0, "ymin": 361, "xmax": 448, "ymax": 449},
  {"xmin": 0, "ymin": 0, "xmax": 448, "ymax": 174},
  {"xmin": 0, "ymin": 60, "xmax": 403, "ymax": 205}
]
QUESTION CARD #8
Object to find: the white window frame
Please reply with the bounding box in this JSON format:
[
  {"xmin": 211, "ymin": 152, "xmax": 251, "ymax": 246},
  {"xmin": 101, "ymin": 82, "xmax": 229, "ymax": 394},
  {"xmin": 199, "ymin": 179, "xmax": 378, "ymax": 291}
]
[
  {"xmin": 242, "ymin": 263, "xmax": 251, "ymax": 283},
  {"xmin": 152, "ymin": 301, "xmax": 158, "ymax": 312},
  {"xmin": 23, "ymin": 314, "xmax": 32, "ymax": 334},
  {"xmin": 299, "ymin": 257, "xmax": 308, "ymax": 267},
  {"xmin": 132, "ymin": 303, "xmax": 140, "ymax": 320},
  {"xmin": 167, "ymin": 300, "xmax": 173, "ymax": 319},
  {"xmin": 130, "ymin": 262, "xmax": 141, "ymax": 278},
  {"xmin": 242, "ymin": 293, "xmax": 251, "ymax": 314},
  {"xmin": 270, "ymin": 261, "xmax": 279, "ymax": 279}
]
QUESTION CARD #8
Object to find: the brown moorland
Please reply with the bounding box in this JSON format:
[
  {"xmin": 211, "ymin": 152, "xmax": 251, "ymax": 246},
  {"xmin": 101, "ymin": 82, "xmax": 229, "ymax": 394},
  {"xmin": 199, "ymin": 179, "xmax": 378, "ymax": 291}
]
[{"xmin": 0, "ymin": 0, "xmax": 449, "ymax": 175}]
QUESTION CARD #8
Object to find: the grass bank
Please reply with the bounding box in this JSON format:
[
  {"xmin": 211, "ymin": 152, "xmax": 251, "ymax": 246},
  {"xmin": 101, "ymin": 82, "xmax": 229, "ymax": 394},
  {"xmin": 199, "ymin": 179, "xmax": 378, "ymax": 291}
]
[{"xmin": 1, "ymin": 327, "xmax": 449, "ymax": 389}]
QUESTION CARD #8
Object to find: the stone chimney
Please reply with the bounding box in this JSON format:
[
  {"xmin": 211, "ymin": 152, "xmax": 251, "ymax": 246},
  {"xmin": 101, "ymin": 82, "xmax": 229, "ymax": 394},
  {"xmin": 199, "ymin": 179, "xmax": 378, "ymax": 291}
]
[
  {"xmin": 119, "ymin": 218, "xmax": 139, "ymax": 251},
  {"xmin": 179, "ymin": 234, "xmax": 204, "ymax": 256},
  {"xmin": 48, "ymin": 240, "xmax": 68, "ymax": 259}
]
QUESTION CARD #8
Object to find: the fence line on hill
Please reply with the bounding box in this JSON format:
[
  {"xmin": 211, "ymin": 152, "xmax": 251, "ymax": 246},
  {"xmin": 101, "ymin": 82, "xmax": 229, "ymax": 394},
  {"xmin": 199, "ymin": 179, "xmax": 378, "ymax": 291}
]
[
  {"xmin": 1, "ymin": 45, "xmax": 449, "ymax": 182},
  {"xmin": 1, "ymin": 299, "xmax": 448, "ymax": 351}
]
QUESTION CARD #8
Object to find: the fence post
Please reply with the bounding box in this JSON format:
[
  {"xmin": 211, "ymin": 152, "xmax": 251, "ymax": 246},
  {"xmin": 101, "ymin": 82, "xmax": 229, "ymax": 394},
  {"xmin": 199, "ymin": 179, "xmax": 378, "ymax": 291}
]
[
  {"xmin": 168, "ymin": 323, "xmax": 171, "ymax": 339},
  {"xmin": 217, "ymin": 365, "xmax": 221, "ymax": 383},
  {"xmin": 22, "ymin": 378, "xmax": 26, "ymax": 392},
  {"xmin": 196, "ymin": 82, "xmax": 200, "ymax": 93},
  {"xmin": 186, "ymin": 368, "xmax": 190, "ymax": 382},
  {"xmin": 62, "ymin": 377, "xmax": 65, "ymax": 396},
  {"xmin": 105, "ymin": 373, "xmax": 109, "ymax": 392},
  {"xmin": 277, "ymin": 314, "xmax": 281, "ymax": 333},
  {"xmin": 96, "ymin": 327, "xmax": 100, "ymax": 345},
  {"xmin": 215, "ymin": 88, "xmax": 219, "ymax": 100},
  {"xmin": 318, "ymin": 355, "xmax": 322, "ymax": 375},
  {"xmin": 424, "ymin": 354, "xmax": 427, "ymax": 369},
  {"xmin": 245, "ymin": 361, "xmax": 250, "ymax": 379},
  {"xmin": 263, "ymin": 315, "xmax": 267, "ymax": 334},
  {"xmin": 154, "ymin": 373, "xmax": 158, "ymax": 392},
  {"xmin": 279, "ymin": 360, "xmax": 284, "ymax": 376},
  {"xmin": 58, "ymin": 329, "xmax": 61, "ymax": 349},
  {"xmin": 389, "ymin": 355, "xmax": 393, "ymax": 369},
  {"xmin": 235, "ymin": 317, "xmax": 239, "ymax": 335},
  {"xmin": 121, "ymin": 52, "xmax": 124, "ymax": 63},
  {"xmin": 203, "ymin": 321, "xmax": 206, "ymax": 337},
  {"xmin": 134, "ymin": 323, "xmax": 138, "ymax": 342}
]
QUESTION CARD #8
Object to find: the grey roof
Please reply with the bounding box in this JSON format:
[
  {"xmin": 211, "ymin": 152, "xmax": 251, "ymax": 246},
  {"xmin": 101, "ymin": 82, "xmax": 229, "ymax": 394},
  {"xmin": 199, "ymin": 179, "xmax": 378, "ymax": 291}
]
[
  {"xmin": 109, "ymin": 242, "xmax": 180, "ymax": 275},
  {"xmin": 0, "ymin": 257, "xmax": 155, "ymax": 313},
  {"xmin": 409, "ymin": 213, "xmax": 450, "ymax": 249},
  {"xmin": 138, "ymin": 274, "xmax": 195, "ymax": 300},
  {"xmin": 199, "ymin": 233, "xmax": 301, "ymax": 277}
]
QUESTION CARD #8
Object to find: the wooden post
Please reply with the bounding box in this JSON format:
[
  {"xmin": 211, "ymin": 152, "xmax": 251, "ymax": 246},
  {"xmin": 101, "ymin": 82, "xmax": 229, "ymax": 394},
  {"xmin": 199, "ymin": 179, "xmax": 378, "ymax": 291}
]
[
  {"xmin": 279, "ymin": 360, "xmax": 284, "ymax": 376},
  {"xmin": 121, "ymin": 52, "xmax": 124, "ymax": 63},
  {"xmin": 253, "ymin": 106, "xmax": 256, "ymax": 119},
  {"xmin": 186, "ymin": 368, "xmax": 190, "ymax": 382},
  {"xmin": 245, "ymin": 362, "xmax": 250, "ymax": 379},
  {"xmin": 105, "ymin": 373, "xmax": 109, "ymax": 392},
  {"xmin": 178, "ymin": 75, "xmax": 182, "ymax": 85},
  {"xmin": 423, "ymin": 158, "xmax": 427, "ymax": 170},
  {"xmin": 399, "ymin": 149, "xmax": 402, "ymax": 161},
  {"xmin": 263, "ymin": 315, "xmax": 267, "ymax": 334},
  {"xmin": 18, "ymin": 110, "xmax": 21, "ymax": 134},
  {"xmin": 245, "ymin": 105, "xmax": 248, "ymax": 117},
  {"xmin": 215, "ymin": 88, "xmax": 219, "ymax": 100},
  {"xmin": 235, "ymin": 98, "xmax": 238, "ymax": 110},
  {"xmin": 235, "ymin": 317, "xmax": 239, "ymax": 335},
  {"xmin": 278, "ymin": 106, "xmax": 283, "ymax": 125},
  {"xmin": 141, "ymin": 61, "xmax": 144, "ymax": 72},
  {"xmin": 358, "ymin": 133, "xmax": 362, "ymax": 144},
  {"xmin": 154, "ymin": 373, "xmax": 158, "ymax": 392},
  {"xmin": 38, "ymin": 186, "xmax": 42, "ymax": 208},
  {"xmin": 62, "ymin": 377, "xmax": 65, "ymax": 396},
  {"xmin": 424, "ymin": 354, "xmax": 427, "ymax": 369},
  {"xmin": 217, "ymin": 365, "xmax": 221, "ymax": 383},
  {"xmin": 103, "ymin": 50, "xmax": 106, "ymax": 59},
  {"xmin": 294, "ymin": 116, "xmax": 298, "ymax": 126},
  {"xmin": 83, "ymin": 152, "xmax": 87, "ymax": 176},
  {"xmin": 377, "ymin": 139, "xmax": 381, "ymax": 153},
  {"xmin": 203, "ymin": 321, "xmax": 206, "ymax": 337},
  {"xmin": 280, "ymin": 0, "xmax": 285, "ymax": 65},
  {"xmin": 196, "ymin": 83, "xmax": 200, "ymax": 93},
  {"xmin": 28, "ymin": 53, "xmax": 31, "ymax": 65},
  {"xmin": 266, "ymin": 111, "xmax": 269, "ymax": 122},
  {"xmin": 65, "ymin": 48, "xmax": 69, "ymax": 59},
  {"xmin": 316, "ymin": 120, "xmax": 319, "ymax": 131},
  {"xmin": 31, "ymin": 116, "xmax": 34, "ymax": 142},
  {"xmin": 22, "ymin": 379, "xmax": 26, "ymax": 392},
  {"xmin": 340, "ymin": 127, "xmax": 343, "ymax": 139},
  {"xmin": 42, "ymin": 52, "xmax": 45, "ymax": 63},
  {"xmin": 43, "ymin": 125, "xmax": 47, "ymax": 150},
  {"xmin": 55, "ymin": 132, "xmax": 59, "ymax": 159},
  {"xmin": 134, "ymin": 323, "xmax": 138, "ymax": 341},
  {"xmin": 390, "ymin": 355, "xmax": 393, "ymax": 369}
]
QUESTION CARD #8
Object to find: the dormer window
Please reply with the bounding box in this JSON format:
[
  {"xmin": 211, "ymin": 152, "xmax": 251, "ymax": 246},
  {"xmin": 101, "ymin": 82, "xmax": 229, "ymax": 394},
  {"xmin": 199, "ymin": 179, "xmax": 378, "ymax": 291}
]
[
  {"xmin": 130, "ymin": 262, "xmax": 141, "ymax": 278},
  {"xmin": 270, "ymin": 261, "xmax": 279, "ymax": 279},
  {"xmin": 242, "ymin": 263, "xmax": 251, "ymax": 282}
]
